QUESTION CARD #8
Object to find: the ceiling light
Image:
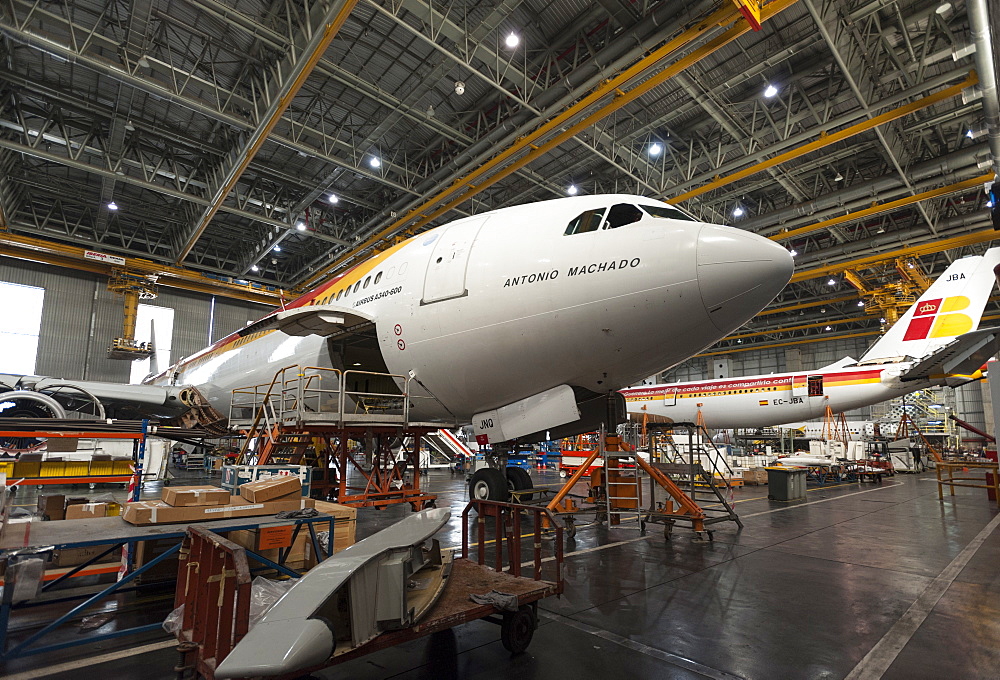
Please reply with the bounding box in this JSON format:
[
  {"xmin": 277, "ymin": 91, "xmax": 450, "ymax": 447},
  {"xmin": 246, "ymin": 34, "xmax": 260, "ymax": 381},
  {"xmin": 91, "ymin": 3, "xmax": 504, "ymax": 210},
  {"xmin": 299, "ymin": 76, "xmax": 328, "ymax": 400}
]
[
  {"xmin": 858, "ymin": 300, "xmax": 865, "ymax": 307},
  {"xmin": 107, "ymin": 200, "xmax": 118, "ymax": 211},
  {"xmin": 136, "ymin": 55, "xmax": 150, "ymax": 69},
  {"xmin": 369, "ymin": 156, "xmax": 381, "ymax": 168},
  {"xmin": 834, "ymin": 172, "xmax": 843, "ymax": 182},
  {"xmin": 880, "ymin": 317, "xmax": 886, "ymax": 323},
  {"xmin": 876, "ymin": 226, "xmax": 886, "ymax": 233},
  {"xmin": 273, "ymin": 245, "xmax": 281, "ymax": 252},
  {"xmin": 352, "ymin": 362, "xmax": 362, "ymax": 366},
  {"xmin": 820, "ymin": 308, "xmax": 826, "ymax": 313},
  {"xmin": 296, "ymin": 222, "xmax": 306, "ymax": 231},
  {"xmin": 825, "ymin": 326, "xmax": 832, "ymax": 331},
  {"xmin": 426, "ymin": 104, "xmax": 434, "ymax": 117},
  {"xmin": 328, "ymin": 193, "xmax": 339, "ymax": 204},
  {"xmin": 251, "ymin": 265, "xmax": 259, "ymax": 272},
  {"xmin": 790, "ymin": 249, "xmax": 798, "ymax": 256},
  {"xmin": 764, "ymin": 84, "xmax": 778, "ymax": 98},
  {"xmin": 454, "ymin": 81, "xmax": 465, "ymax": 95},
  {"xmin": 988, "ymin": 199, "xmax": 995, "ymax": 208},
  {"xmin": 567, "ymin": 185, "xmax": 578, "ymax": 195},
  {"xmin": 967, "ymin": 129, "xmax": 975, "ymax": 139},
  {"xmin": 649, "ymin": 142, "xmax": 662, "ymax": 157},
  {"xmin": 124, "ymin": 120, "xmax": 135, "ymax": 132},
  {"xmin": 936, "ymin": 2, "xmax": 952, "ymax": 14},
  {"xmin": 827, "ymin": 278, "xmax": 836, "ymax": 286},
  {"xmin": 732, "ymin": 205, "xmax": 745, "ymax": 217},
  {"xmin": 505, "ymin": 32, "xmax": 519, "ymax": 48}
]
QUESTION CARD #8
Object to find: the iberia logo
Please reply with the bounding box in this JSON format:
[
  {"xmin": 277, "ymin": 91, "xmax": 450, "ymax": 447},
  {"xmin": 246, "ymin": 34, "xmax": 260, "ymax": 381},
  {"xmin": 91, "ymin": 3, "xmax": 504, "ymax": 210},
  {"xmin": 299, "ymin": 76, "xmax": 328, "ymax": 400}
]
[{"xmin": 902, "ymin": 296, "xmax": 972, "ymax": 341}]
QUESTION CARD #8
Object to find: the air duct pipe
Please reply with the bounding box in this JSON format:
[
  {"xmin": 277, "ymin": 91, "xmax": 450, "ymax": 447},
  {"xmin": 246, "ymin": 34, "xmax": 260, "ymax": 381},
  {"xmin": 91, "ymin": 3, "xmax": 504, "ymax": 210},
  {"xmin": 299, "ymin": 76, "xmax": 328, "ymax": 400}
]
[{"xmin": 968, "ymin": 0, "xmax": 1000, "ymax": 183}]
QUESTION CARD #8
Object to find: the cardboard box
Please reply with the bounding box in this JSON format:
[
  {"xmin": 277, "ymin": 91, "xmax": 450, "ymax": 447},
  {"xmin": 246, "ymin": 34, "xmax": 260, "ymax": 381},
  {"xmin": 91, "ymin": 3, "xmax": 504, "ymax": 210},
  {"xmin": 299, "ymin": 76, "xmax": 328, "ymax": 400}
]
[
  {"xmin": 220, "ymin": 464, "xmax": 311, "ymax": 496},
  {"xmin": 121, "ymin": 496, "xmax": 315, "ymax": 526},
  {"xmin": 239, "ymin": 476, "xmax": 302, "ymax": 503},
  {"xmin": 50, "ymin": 544, "xmax": 120, "ymax": 567},
  {"xmin": 37, "ymin": 494, "xmax": 66, "ymax": 521},
  {"xmin": 66, "ymin": 502, "xmax": 110, "ymax": 520},
  {"xmin": 313, "ymin": 500, "xmax": 358, "ymax": 553},
  {"xmin": 161, "ymin": 485, "xmax": 231, "ymax": 507},
  {"xmin": 743, "ymin": 468, "xmax": 768, "ymax": 485},
  {"xmin": 134, "ymin": 538, "xmax": 180, "ymax": 583}
]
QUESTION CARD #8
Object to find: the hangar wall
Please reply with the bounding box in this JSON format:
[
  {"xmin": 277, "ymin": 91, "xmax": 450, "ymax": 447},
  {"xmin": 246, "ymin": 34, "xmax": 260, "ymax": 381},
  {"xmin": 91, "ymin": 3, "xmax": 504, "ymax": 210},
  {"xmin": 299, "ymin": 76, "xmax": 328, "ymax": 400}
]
[{"xmin": 0, "ymin": 259, "xmax": 273, "ymax": 383}]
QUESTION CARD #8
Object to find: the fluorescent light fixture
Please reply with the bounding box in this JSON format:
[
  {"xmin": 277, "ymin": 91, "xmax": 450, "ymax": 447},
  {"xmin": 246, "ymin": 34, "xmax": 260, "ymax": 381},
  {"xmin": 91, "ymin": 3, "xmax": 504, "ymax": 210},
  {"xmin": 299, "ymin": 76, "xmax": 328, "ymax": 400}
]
[
  {"xmin": 505, "ymin": 32, "xmax": 519, "ymax": 48},
  {"xmin": 567, "ymin": 185, "xmax": 578, "ymax": 195},
  {"xmin": 649, "ymin": 142, "xmax": 662, "ymax": 156},
  {"xmin": 369, "ymin": 156, "xmax": 381, "ymax": 168},
  {"xmin": 296, "ymin": 222, "xmax": 306, "ymax": 231},
  {"xmin": 107, "ymin": 200, "xmax": 119, "ymax": 210},
  {"xmin": 328, "ymin": 193, "xmax": 339, "ymax": 204},
  {"xmin": 732, "ymin": 205, "xmax": 745, "ymax": 217},
  {"xmin": 764, "ymin": 84, "xmax": 778, "ymax": 98}
]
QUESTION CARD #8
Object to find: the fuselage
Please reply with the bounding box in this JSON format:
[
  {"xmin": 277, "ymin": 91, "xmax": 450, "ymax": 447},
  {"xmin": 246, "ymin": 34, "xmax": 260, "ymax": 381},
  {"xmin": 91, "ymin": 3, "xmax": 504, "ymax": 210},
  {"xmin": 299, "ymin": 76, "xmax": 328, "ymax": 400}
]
[
  {"xmin": 621, "ymin": 361, "xmax": 931, "ymax": 430},
  {"xmin": 149, "ymin": 194, "xmax": 793, "ymax": 424}
]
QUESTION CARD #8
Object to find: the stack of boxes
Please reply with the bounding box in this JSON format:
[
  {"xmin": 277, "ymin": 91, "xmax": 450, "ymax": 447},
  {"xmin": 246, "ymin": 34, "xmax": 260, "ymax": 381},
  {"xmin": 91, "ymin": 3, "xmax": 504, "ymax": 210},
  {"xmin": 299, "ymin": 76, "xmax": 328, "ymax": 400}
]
[{"xmin": 121, "ymin": 480, "xmax": 314, "ymax": 525}]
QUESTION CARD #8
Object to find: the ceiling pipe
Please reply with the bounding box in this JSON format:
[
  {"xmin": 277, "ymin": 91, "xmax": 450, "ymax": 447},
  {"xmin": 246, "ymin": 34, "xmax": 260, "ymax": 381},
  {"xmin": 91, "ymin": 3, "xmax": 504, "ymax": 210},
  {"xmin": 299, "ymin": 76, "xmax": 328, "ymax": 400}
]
[
  {"xmin": 968, "ymin": 0, "xmax": 1000, "ymax": 183},
  {"xmin": 740, "ymin": 144, "xmax": 989, "ymax": 231}
]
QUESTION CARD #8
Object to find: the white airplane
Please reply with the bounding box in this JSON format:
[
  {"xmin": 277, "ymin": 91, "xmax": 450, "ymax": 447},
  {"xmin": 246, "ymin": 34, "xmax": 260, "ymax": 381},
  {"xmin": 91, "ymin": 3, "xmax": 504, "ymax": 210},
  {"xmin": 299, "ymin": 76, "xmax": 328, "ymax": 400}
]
[
  {"xmin": 1, "ymin": 195, "xmax": 792, "ymax": 452},
  {"xmin": 621, "ymin": 248, "xmax": 1000, "ymax": 430}
]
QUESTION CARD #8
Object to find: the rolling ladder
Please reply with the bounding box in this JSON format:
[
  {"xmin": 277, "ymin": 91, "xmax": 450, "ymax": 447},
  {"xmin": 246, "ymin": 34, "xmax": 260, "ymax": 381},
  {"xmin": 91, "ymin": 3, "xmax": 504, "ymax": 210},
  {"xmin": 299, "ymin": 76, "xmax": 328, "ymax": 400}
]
[
  {"xmin": 648, "ymin": 423, "xmax": 743, "ymax": 534},
  {"xmin": 601, "ymin": 436, "xmax": 644, "ymax": 528}
]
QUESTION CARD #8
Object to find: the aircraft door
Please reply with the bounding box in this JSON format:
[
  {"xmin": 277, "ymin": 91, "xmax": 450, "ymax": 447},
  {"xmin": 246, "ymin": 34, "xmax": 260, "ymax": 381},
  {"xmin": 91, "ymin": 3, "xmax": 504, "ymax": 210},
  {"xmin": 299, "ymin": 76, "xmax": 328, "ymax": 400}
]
[
  {"xmin": 421, "ymin": 216, "xmax": 489, "ymax": 304},
  {"xmin": 792, "ymin": 375, "xmax": 824, "ymax": 398},
  {"xmin": 663, "ymin": 390, "xmax": 677, "ymax": 406}
]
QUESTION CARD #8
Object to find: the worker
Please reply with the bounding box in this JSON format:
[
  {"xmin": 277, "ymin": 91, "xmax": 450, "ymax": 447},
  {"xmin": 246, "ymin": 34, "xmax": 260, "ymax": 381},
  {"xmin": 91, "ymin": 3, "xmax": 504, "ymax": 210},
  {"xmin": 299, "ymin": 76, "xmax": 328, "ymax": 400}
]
[{"xmin": 911, "ymin": 444, "xmax": 923, "ymax": 472}]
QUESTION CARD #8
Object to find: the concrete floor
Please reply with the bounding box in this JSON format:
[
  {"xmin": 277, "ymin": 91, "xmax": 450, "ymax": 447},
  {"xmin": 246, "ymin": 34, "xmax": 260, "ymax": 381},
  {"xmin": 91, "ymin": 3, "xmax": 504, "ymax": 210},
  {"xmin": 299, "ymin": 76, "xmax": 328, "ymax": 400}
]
[{"xmin": 3, "ymin": 465, "xmax": 999, "ymax": 680}]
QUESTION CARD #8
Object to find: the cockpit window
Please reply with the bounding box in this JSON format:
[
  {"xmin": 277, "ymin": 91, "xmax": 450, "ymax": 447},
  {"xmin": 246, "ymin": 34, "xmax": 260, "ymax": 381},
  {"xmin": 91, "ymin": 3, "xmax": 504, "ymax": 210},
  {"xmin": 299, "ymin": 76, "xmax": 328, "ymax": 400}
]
[
  {"xmin": 640, "ymin": 204, "xmax": 697, "ymax": 222},
  {"xmin": 564, "ymin": 208, "xmax": 607, "ymax": 235},
  {"xmin": 604, "ymin": 203, "xmax": 644, "ymax": 229}
]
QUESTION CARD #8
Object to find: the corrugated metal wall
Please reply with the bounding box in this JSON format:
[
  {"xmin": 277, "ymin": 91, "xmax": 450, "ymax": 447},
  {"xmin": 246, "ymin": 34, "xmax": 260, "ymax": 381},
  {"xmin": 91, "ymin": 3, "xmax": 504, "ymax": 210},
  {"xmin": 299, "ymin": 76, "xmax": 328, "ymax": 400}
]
[{"xmin": 1, "ymin": 258, "xmax": 272, "ymax": 381}]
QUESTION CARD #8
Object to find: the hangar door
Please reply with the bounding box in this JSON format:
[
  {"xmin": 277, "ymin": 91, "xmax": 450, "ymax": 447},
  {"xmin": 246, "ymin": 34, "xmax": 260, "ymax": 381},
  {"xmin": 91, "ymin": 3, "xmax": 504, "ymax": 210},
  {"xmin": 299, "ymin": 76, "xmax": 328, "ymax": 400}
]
[{"xmin": 421, "ymin": 216, "xmax": 489, "ymax": 304}]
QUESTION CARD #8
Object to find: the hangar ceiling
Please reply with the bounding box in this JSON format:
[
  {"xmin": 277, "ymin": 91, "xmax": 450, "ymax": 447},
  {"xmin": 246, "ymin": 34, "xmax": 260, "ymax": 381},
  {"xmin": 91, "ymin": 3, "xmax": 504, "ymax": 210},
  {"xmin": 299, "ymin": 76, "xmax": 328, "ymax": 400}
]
[{"xmin": 0, "ymin": 0, "xmax": 998, "ymax": 353}]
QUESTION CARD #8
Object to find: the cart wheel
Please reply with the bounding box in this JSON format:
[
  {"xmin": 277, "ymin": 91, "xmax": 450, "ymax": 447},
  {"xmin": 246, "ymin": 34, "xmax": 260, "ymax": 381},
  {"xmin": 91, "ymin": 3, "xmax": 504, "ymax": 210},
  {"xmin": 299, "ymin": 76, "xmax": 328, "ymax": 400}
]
[
  {"xmin": 664, "ymin": 521, "xmax": 675, "ymax": 540},
  {"xmin": 595, "ymin": 508, "xmax": 607, "ymax": 524},
  {"xmin": 707, "ymin": 530, "xmax": 714, "ymax": 542},
  {"xmin": 559, "ymin": 470, "xmax": 567, "ymax": 478},
  {"xmin": 501, "ymin": 605, "xmax": 536, "ymax": 654},
  {"xmin": 564, "ymin": 518, "xmax": 577, "ymax": 539}
]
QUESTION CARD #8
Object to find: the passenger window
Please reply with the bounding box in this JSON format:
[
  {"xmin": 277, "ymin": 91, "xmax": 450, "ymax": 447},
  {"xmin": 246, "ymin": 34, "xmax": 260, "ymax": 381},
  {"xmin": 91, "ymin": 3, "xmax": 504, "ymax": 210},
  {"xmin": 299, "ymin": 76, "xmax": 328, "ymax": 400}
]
[
  {"xmin": 374, "ymin": 271, "xmax": 382, "ymax": 285},
  {"xmin": 564, "ymin": 208, "xmax": 607, "ymax": 235},
  {"xmin": 363, "ymin": 276, "xmax": 371, "ymax": 289},
  {"xmin": 343, "ymin": 286, "xmax": 350, "ymax": 298},
  {"xmin": 640, "ymin": 204, "xmax": 697, "ymax": 222},
  {"xmin": 336, "ymin": 289, "xmax": 343, "ymax": 301},
  {"xmin": 353, "ymin": 281, "xmax": 361, "ymax": 293},
  {"xmin": 604, "ymin": 203, "xmax": 644, "ymax": 229}
]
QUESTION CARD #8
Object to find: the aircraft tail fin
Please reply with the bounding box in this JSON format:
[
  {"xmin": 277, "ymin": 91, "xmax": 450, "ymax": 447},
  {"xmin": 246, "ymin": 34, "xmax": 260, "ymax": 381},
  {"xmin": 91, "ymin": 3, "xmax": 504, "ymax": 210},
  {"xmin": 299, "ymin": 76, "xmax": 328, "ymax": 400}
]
[{"xmin": 860, "ymin": 248, "xmax": 1000, "ymax": 362}]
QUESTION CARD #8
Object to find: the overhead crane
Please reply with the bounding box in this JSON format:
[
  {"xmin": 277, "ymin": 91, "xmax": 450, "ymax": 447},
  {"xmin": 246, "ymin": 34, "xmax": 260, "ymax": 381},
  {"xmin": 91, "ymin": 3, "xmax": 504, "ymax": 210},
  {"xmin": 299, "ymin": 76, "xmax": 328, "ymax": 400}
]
[
  {"xmin": 841, "ymin": 257, "xmax": 932, "ymax": 327},
  {"xmin": 106, "ymin": 269, "xmax": 158, "ymax": 360}
]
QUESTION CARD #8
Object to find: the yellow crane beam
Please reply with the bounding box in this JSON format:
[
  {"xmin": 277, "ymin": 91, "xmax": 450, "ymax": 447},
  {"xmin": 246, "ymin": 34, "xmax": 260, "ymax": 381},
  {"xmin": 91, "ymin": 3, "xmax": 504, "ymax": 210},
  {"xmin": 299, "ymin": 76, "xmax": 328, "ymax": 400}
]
[
  {"xmin": 301, "ymin": 0, "xmax": 799, "ymax": 289},
  {"xmin": 668, "ymin": 72, "xmax": 978, "ymax": 205},
  {"xmin": 771, "ymin": 173, "xmax": 991, "ymax": 242},
  {"xmin": 2, "ymin": 232, "xmax": 281, "ymax": 306},
  {"xmin": 176, "ymin": 0, "xmax": 359, "ymax": 262}
]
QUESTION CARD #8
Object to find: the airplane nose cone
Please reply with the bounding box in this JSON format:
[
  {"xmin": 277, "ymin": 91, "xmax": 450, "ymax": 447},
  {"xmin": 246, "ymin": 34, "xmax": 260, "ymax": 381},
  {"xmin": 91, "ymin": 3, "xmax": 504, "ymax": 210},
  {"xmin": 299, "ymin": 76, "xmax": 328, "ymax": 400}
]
[{"xmin": 697, "ymin": 225, "xmax": 793, "ymax": 333}]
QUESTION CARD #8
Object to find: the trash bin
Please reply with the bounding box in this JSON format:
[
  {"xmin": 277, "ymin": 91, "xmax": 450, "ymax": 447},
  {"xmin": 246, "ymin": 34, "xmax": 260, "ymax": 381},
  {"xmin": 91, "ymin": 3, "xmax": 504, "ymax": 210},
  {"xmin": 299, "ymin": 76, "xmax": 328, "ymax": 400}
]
[{"xmin": 766, "ymin": 467, "xmax": 808, "ymax": 501}]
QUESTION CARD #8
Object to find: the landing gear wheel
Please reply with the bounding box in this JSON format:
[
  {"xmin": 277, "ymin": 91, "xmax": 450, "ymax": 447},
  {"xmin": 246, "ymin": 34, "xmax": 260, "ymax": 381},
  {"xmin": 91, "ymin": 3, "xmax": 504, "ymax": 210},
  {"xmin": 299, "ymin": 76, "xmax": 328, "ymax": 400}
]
[
  {"xmin": 469, "ymin": 468, "xmax": 509, "ymax": 502},
  {"xmin": 563, "ymin": 517, "xmax": 577, "ymax": 539},
  {"xmin": 505, "ymin": 467, "xmax": 533, "ymax": 501},
  {"xmin": 501, "ymin": 605, "xmax": 536, "ymax": 654}
]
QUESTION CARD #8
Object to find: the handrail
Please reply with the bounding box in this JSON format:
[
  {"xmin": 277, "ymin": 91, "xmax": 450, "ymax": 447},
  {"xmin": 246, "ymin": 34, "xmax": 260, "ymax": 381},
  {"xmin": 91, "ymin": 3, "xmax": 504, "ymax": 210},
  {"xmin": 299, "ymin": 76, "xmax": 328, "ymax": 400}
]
[
  {"xmin": 461, "ymin": 499, "xmax": 563, "ymax": 591},
  {"xmin": 233, "ymin": 364, "xmax": 297, "ymax": 464}
]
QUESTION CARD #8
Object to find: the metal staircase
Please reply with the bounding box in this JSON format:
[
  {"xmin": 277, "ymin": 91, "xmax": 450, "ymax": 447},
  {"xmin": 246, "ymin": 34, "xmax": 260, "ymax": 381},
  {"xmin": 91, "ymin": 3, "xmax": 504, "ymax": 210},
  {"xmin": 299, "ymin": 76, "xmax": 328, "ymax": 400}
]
[{"xmin": 649, "ymin": 423, "xmax": 742, "ymax": 531}]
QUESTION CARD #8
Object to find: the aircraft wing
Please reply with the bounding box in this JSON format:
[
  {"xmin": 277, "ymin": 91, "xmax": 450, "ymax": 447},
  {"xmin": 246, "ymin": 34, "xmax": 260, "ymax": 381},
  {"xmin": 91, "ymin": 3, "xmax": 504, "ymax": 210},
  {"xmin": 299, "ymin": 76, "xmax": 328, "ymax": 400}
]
[
  {"xmin": 237, "ymin": 303, "xmax": 375, "ymax": 338},
  {"xmin": 0, "ymin": 374, "xmax": 195, "ymax": 418},
  {"xmin": 898, "ymin": 326, "xmax": 1000, "ymax": 382}
]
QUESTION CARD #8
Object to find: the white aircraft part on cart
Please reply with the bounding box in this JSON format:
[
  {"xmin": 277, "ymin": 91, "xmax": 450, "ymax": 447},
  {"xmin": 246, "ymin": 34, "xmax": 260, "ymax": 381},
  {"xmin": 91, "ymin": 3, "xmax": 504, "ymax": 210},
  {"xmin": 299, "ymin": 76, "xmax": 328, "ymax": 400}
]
[{"xmin": 215, "ymin": 508, "xmax": 451, "ymax": 679}]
